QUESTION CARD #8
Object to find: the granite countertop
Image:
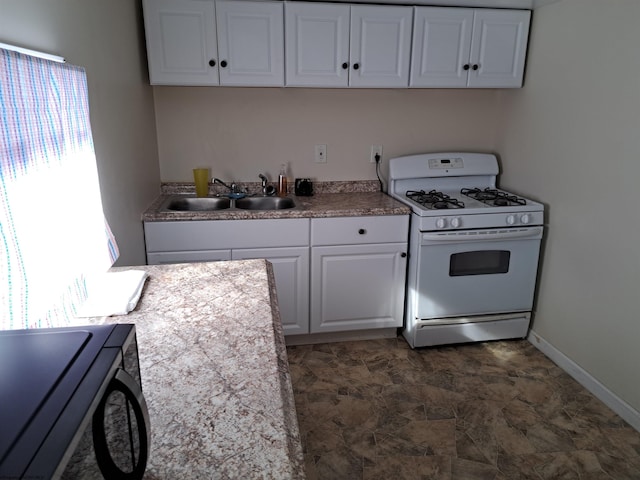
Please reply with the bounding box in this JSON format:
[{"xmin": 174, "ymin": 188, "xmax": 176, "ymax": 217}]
[
  {"xmin": 142, "ymin": 181, "xmax": 410, "ymax": 222},
  {"xmin": 85, "ymin": 260, "xmax": 305, "ymax": 479}
]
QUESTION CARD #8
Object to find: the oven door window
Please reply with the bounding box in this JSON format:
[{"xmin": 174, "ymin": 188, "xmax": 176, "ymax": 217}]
[{"xmin": 449, "ymin": 250, "xmax": 510, "ymax": 277}]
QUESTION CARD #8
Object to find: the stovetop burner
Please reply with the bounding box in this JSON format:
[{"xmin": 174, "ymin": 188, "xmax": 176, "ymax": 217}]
[
  {"xmin": 390, "ymin": 153, "xmax": 543, "ymax": 228},
  {"xmin": 406, "ymin": 190, "xmax": 465, "ymax": 210},
  {"xmin": 461, "ymin": 188, "xmax": 527, "ymax": 207}
]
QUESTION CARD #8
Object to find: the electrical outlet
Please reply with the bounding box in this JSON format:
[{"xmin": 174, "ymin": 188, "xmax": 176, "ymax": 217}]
[
  {"xmin": 370, "ymin": 145, "xmax": 383, "ymax": 163},
  {"xmin": 315, "ymin": 144, "xmax": 327, "ymax": 163}
]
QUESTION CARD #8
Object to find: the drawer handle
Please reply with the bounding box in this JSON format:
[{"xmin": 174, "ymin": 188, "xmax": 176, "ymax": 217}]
[{"xmin": 358, "ymin": 228, "xmax": 366, "ymax": 235}]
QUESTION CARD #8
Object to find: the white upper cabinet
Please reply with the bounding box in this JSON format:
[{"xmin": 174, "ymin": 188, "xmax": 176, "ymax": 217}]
[
  {"xmin": 143, "ymin": 0, "xmax": 284, "ymax": 86},
  {"xmin": 144, "ymin": 0, "xmax": 530, "ymax": 89},
  {"xmin": 468, "ymin": 9, "xmax": 530, "ymax": 87},
  {"xmin": 410, "ymin": 8, "xmax": 473, "ymax": 88},
  {"xmin": 285, "ymin": 2, "xmax": 413, "ymax": 88},
  {"xmin": 215, "ymin": 1, "xmax": 284, "ymax": 86},
  {"xmin": 410, "ymin": 7, "xmax": 530, "ymax": 88},
  {"xmin": 349, "ymin": 5, "xmax": 413, "ymax": 88},
  {"xmin": 285, "ymin": 3, "xmax": 351, "ymax": 87},
  {"xmin": 143, "ymin": 0, "xmax": 219, "ymax": 85}
]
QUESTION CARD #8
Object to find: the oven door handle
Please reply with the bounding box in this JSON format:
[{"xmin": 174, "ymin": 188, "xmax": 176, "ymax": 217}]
[{"xmin": 421, "ymin": 227, "xmax": 543, "ymax": 244}]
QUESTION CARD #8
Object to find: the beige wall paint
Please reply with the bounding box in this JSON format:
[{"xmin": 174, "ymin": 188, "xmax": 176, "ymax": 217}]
[
  {"xmin": 153, "ymin": 87, "xmax": 500, "ymax": 184},
  {"xmin": 1, "ymin": 0, "xmax": 160, "ymax": 266},
  {"xmin": 496, "ymin": 0, "xmax": 640, "ymax": 411}
]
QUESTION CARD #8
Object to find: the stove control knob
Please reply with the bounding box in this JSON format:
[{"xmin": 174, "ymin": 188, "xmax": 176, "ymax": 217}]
[
  {"xmin": 521, "ymin": 214, "xmax": 531, "ymax": 225},
  {"xmin": 506, "ymin": 214, "xmax": 516, "ymax": 225},
  {"xmin": 450, "ymin": 217, "xmax": 461, "ymax": 228},
  {"xmin": 436, "ymin": 218, "xmax": 447, "ymax": 229}
]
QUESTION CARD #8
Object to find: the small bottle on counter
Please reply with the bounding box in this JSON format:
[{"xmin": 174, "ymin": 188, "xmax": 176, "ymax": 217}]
[{"xmin": 278, "ymin": 163, "xmax": 288, "ymax": 197}]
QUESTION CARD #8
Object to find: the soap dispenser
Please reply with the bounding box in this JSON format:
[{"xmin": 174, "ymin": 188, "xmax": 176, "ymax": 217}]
[{"xmin": 278, "ymin": 163, "xmax": 288, "ymax": 197}]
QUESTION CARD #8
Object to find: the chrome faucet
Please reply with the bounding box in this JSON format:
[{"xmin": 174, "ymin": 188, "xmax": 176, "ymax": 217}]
[
  {"xmin": 258, "ymin": 174, "xmax": 268, "ymax": 195},
  {"xmin": 213, "ymin": 177, "xmax": 237, "ymax": 193},
  {"xmin": 258, "ymin": 173, "xmax": 276, "ymax": 196}
]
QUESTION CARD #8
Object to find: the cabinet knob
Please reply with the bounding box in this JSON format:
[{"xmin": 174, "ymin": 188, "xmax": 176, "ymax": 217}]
[
  {"xmin": 401, "ymin": 252, "xmax": 407, "ymax": 258},
  {"xmin": 463, "ymin": 64, "xmax": 470, "ymax": 71},
  {"xmin": 342, "ymin": 62, "xmax": 349, "ymax": 70},
  {"xmin": 209, "ymin": 59, "xmax": 216, "ymax": 67},
  {"xmin": 220, "ymin": 60, "xmax": 228, "ymax": 68},
  {"xmin": 472, "ymin": 64, "xmax": 479, "ymax": 71},
  {"xmin": 353, "ymin": 63, "xmax": 360, "ymax": 70},
  {"xmin": 358, "ymin": 228, "xmax": 366, "ymax": 235}
]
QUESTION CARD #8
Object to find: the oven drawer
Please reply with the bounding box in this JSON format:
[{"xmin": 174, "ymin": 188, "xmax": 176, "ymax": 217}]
[{"xmin": 311, "ymin": 215, "xmax": 409, "ymax": 246}]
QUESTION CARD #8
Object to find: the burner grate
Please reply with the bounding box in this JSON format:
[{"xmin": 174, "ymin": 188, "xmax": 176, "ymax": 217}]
[
  {"xmin": 461, "ymin": 188, "xmax": 526, "ymax": 206},
  {"xmin": 406, "ymin": 190, "xmax": 465, "ymax": 210}
]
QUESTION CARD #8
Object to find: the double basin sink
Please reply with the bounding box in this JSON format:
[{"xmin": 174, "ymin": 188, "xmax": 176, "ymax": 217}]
[{"xmin": 160, "ymin": 195, "xmax": 295, "ymax": 212}]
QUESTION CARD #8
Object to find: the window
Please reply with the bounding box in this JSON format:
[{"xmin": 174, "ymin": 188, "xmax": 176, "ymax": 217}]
[{"xmin": 0, "ymin": 48, "xmax": 118, "ymax": 330}]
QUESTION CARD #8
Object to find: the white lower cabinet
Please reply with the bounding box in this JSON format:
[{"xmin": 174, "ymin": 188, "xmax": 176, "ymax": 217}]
[
  {"xmin": 144, "ymin": 219, "xmax": 309, "ymax": 335},
  {"xmin": 144, "ymin": 214, "xmax": 409, "ymax": 337},
  {"xmin": 310, "ymin": 215, "xmax": 409, "ymax": 333},
  {"xmin": 311, "ymin": 243, "xmax": 407, "ymax": 333},
  {"xmin": 233, "ymin": 247, "xmax": 309, "ymax": 335}
]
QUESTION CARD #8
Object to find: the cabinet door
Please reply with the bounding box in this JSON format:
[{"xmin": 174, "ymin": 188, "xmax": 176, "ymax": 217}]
[
  {"xmin": 216, "ymin": 1, "xmax": 284, "ymax": 86},
  {"xmin": 147, "ymin": 250, "xmax": 231, "ymax": 264},
  {"xmin": 350, "ymin": 5, "xmax": 413, "ymax": 88},
  {"xmin": 468, "ymin": 9, "xmax": 530, "ymax": 88},
  {"xmin": 410, "ymin": 7, "xmax": 473, "ymax": 88},
  {"xmin": 233, "ymin": 247, "xmax": 310, "ymax": 335},
  {"xmin": 143, "ymin": 0, "xmax": 219, "ymax": 85},
  {"xmin": 285, "ymin": 2, "xmax": 350, "ymax": 87},
  {"xmin": 310, "ymin": 243, "xmax": 407, "ymax": 333}
]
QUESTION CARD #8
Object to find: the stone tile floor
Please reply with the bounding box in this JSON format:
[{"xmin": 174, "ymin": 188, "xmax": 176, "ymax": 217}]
[{"xmin": 286, "ymin": 337, "xmax": 640, "ymax": 480}]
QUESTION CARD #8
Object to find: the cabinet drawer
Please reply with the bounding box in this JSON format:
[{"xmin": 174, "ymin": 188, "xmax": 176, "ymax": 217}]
[
  {"xmin": 144, "ymin": 218, "xmax": 309, "ymax": 252},
  {"xmin": 311, "ymin": 215, "xmax": 409, "ymax": 246}
]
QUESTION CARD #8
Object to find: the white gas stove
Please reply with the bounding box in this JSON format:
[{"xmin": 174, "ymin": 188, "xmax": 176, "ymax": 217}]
[{"xmin": 388, "ymin": 152, "xmax": 545, "ymax": 348}]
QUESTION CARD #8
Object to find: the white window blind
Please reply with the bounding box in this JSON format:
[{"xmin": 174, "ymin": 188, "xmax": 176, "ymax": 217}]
[{"xmin": 0, "ymin": 48, "xmax": 119, "ymax": 330}]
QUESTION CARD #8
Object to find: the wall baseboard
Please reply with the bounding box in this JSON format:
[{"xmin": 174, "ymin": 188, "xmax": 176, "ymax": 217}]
[{"xmin": 528, "ymin": 329, "xmax": 640, "ymax": 433}]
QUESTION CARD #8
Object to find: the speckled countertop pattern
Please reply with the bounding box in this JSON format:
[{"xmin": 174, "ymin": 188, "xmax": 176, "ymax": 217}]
[
  {"xmin": 142, "ymin": 181, "xmax": 410, "ymax": 222},
  {"xmin": 84, "ymin": 260, "xmax": 305, "ymax": 479}
]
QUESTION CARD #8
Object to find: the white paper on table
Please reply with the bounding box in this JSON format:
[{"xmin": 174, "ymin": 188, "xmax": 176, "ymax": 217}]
[{"xmin": 75, "ymin": 270, "xmax": 149, "ymax": 317}]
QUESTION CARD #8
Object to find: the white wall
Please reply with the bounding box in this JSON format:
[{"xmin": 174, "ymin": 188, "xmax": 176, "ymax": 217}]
[
  {"xmin": 0, "ymin": 0, "xmax": 160, "ymax": 266},
  {"xmin": 153, "ymin": 87, "xmax": 500, "ymax": 183},
  {"xmin": 496, "ymin": 0, "xmax": 640, "ymax": 412}
]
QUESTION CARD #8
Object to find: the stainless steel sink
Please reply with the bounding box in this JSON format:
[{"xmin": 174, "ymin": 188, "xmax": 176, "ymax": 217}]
[
  {"xmin": 162, "ymin": 196, "xmax": 231, "ymax": 211},
  {"xmin": 159, "ymin": 195, "xmax": 296, "ymax": 212},
  {"xmin": 235, "ymin": 196, "xmax": 295, "ymax": 210}
]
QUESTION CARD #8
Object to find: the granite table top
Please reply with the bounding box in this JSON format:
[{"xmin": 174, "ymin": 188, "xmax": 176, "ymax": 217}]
[
  {"xmin": 142, "ymin": 181, "xmax": 410, "ymax": 222},
  {"xmin": 84, "ymin": 260, "xmax": 305, "ymax": 479}
]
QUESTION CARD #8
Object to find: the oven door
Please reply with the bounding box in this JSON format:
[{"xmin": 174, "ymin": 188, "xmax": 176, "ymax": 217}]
[{"xmin": 415, "ymin": 226, "xmax": 543, "ymax": 319}]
